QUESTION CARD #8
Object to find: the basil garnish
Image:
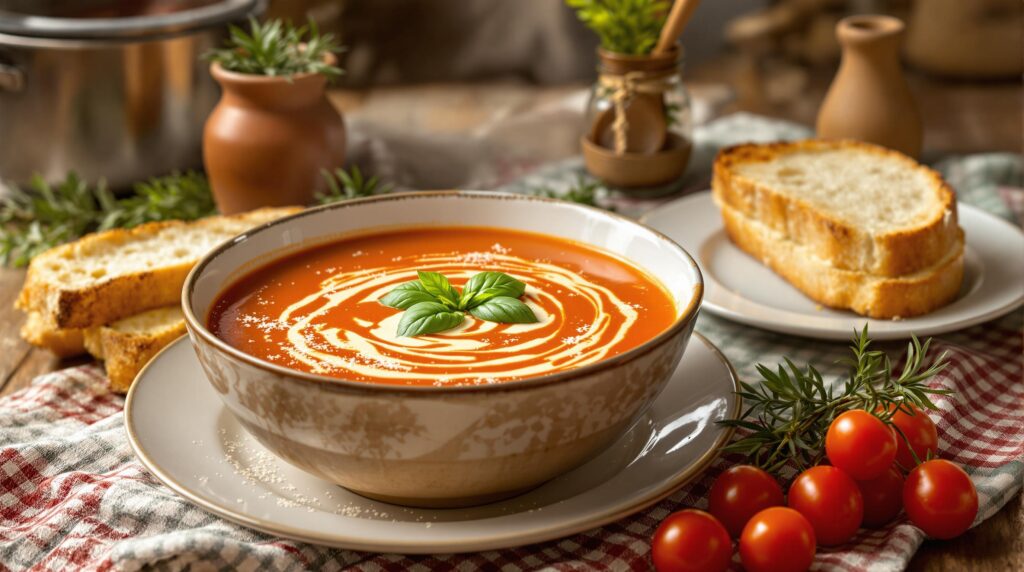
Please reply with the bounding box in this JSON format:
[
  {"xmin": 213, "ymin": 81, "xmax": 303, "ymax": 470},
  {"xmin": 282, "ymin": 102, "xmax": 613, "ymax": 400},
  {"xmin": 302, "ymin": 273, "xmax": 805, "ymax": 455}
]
[
  {"xmin": 416, "ymin": 270, "xmax": 461, "ymax": 308},
  {"xmin": 459, "ymin": 271, "xmax": 526, "ymax": 309},
  {"xmin": 380, "ymin": 270, "xmax": 538, "ymax": 336},
  {"xmin": 397, "ymin": 301, "xmax": 465, "ymax": 337},
  {"xmin": 378, "ymin": 281, "xmax": 436, "ymax": 310},
  {"xmin": 468, "ymin": 296, "xmax": 538, "ymax": 324}
]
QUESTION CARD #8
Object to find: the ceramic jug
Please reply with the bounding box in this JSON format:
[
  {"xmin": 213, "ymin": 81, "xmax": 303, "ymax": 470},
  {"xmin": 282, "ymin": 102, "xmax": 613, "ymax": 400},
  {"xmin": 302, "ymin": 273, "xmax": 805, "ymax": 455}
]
[
  {"xmin": 816, "ymin": 15, "xmax": 922, "ymax": 158},
  {"xmin": 203, "ymin": 59, "xmax": 346, "ymax": 214}
]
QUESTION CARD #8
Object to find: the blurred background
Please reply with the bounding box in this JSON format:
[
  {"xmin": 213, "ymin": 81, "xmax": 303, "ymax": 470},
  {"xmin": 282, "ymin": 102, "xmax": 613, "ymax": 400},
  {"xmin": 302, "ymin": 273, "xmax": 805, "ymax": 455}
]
[
  {"xmin": 308, "ymin": 0, "xmax": 1022, "ymax": 188},
  {"xmin": 0, "ymin": 0, "xmax": 1020, "ymax": 190}
]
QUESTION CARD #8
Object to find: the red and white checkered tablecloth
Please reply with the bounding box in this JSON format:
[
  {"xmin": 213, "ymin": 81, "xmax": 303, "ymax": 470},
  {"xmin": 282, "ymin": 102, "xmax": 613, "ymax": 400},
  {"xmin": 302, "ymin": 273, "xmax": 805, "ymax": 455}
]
[{"xmin": 0, "ymin": 166, "xmax": 1021, "ymax": 570}]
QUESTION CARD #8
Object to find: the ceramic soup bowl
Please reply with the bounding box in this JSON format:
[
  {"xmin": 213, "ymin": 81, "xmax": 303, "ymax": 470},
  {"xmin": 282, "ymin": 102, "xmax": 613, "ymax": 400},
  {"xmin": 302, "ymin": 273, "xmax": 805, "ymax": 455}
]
[{"xmin": 183, "ymin": 192, "xmax": 703, "ymax": 507}]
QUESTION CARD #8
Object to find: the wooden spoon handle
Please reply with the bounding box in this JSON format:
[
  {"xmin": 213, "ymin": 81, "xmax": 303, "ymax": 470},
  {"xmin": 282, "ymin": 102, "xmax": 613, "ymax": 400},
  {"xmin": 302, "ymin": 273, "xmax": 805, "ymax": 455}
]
[{"xmin": 654, "ymin": 0, "xmax": 701, "ymax": 54}]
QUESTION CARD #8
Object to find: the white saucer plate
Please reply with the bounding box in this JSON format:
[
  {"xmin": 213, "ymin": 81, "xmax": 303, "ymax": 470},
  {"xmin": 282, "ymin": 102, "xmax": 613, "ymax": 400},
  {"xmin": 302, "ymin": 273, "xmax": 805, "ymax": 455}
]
[
  {"xmin": 125, "ymin": 333, "xmax": 739, "ymax": 554},
  {"xmin": 642, "ymin": 191, "xmax": 1024, "ymax": 340}
]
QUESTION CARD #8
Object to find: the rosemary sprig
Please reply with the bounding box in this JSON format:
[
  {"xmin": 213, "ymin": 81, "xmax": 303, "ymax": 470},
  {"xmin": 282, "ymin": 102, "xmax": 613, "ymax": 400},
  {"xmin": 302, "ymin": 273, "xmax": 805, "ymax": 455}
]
[
  {"xmin": 530, "ymin": 175, "xmax": 609, "ymax": 209},
  {"xmin": 720, "ymin": 326, "xmax": 951, "ymax": 473},
  {"xmin": 99, "ymin": 171, "xmax": 216, "ymax": 230},
  {"xmin": 205, "ymin": 18, "xmax": 344, "ymax": 79},
  {"xmin": 316, "ymin": 166, "xmax": 393, "ymax": 205},
  {"xmin": 0, "ymin": 171, "xmax": 217, "ymax": 268}
]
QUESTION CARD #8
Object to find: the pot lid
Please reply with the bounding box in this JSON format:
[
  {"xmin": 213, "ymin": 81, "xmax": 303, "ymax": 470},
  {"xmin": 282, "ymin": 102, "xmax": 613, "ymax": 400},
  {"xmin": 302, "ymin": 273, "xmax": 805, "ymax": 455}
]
[{"xmin": 0, "ymin": 0, "xmax": 261, "ymax": 40}]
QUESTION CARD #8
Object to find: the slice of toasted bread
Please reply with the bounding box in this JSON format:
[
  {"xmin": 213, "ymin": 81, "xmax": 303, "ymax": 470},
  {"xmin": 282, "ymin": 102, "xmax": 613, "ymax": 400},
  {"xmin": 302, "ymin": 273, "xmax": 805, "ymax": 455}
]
[
  {"xmin": 713, "ymin": 140, "xmax": 960, "ymax": 277},
  {"xmin": 718, "ymin": 200, "xmax": 964, "ymax": 318},
  {"xmin": 20, "ymin": 311, "xmax": 86, "ymax": 358},
  {"xmin": 83, "ymin": 306, "xmax": 186, "ymax": 393},
  {"xmin": 16, "ymin": 207, "xmax": 301, "ymax": 329}
]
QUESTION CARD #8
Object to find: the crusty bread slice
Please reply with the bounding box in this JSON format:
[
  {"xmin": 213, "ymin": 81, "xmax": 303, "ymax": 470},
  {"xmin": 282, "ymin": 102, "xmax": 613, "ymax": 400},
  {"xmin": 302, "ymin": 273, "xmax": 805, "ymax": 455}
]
[
  {"xmin": 718, "ymin": 200, "xmax": 964, "ymax": 318},
  {"xmin": 20, "ymin": 311, "xmax": 86, "ymax": 358},
  {"xmin": 83, "ymin": 306, "xmax": 185, "ymax": 393},
  {"xmin": 713, "ymin": 140, "xmax": 959, "ymax": 277},
  {"xmin": 16, "ymin": 207, "xmax": 301, "ymax": 329}
]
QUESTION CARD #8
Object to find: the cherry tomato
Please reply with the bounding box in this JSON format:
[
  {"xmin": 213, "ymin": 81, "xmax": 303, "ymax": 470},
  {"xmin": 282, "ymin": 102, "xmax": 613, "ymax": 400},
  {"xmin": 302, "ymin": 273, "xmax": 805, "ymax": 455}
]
[
  {"xmin": 826, "ymin": 409, "xmax": 898, "ymax": 480},
  {"xmin": 788, "ymin": 465, "xmax": 864, "ymax": 545},
  {"xmin": 708, "ymin": 465, "xmax": 785, "ymax": 537},
  {"xmin": 739, "ymin": 507, "xmax": 816, "ymax": 572},
  {"xmin": 857, "ymin": 466, "xmax": 905, "ymax": 527},
  {"xmin": 887, "ymin": 404, "xmax": 939, "ymax": 469},
  {"xmin": 903, "ymin": 459, "xmax": 978, "ymax": 539},
  {"xmin": 651, "ymin": 509, "xmax": 732, "ymax": 572}
]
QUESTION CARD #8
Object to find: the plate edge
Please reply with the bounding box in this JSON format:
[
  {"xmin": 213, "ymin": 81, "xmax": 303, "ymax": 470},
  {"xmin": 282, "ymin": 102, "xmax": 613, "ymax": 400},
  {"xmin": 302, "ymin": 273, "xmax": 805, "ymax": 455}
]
[{"xmin": 123, "ymin": 333, "xmax": 741, "ymax": 554}]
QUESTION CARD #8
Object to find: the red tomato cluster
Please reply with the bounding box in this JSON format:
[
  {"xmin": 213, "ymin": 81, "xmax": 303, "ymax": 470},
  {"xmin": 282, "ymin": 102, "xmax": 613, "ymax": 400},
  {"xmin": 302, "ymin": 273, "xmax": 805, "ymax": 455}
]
[{"xmin": 650, "ymin": 406, "xmax": 978, "ymax": 572}]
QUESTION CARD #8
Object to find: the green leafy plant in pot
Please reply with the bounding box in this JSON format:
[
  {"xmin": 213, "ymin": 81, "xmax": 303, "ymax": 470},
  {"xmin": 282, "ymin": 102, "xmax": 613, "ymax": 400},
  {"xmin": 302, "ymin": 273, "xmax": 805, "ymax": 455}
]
[
  {"xmin": 203, "ymin": 18, "xmax": 346, "ymax": 214},
  {"xmin": 567, "ymin": 0, "xmax": 696, "ymax": 191}
]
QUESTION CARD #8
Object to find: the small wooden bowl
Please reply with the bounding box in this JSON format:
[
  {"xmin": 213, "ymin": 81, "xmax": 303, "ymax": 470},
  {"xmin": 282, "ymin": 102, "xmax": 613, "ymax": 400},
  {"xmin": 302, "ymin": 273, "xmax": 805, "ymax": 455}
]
[{"xmin": 581, "ymin": 132, "xmax": 692, "ymax": 189}]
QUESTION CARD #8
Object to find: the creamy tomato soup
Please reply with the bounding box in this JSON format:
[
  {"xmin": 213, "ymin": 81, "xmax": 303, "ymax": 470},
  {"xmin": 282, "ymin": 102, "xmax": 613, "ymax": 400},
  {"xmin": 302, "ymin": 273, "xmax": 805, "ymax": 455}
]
[{"xmin": 209, "ymin": 226, "xmax": 677, "ymax": 387}]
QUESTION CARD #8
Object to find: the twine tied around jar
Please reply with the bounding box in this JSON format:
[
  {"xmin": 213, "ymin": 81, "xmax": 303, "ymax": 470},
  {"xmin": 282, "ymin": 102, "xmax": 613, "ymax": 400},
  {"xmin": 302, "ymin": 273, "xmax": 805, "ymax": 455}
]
[{"xmin": 596, "ymin": 69, "xmax": 675, "ymax": 155}]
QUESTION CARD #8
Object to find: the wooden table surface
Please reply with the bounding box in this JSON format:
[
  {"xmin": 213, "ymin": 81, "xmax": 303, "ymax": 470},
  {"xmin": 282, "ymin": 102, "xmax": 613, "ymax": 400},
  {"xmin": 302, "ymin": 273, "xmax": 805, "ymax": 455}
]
[{"xmin": 2, "ymin": 59, "xmax": 1020, "ymax": 570}]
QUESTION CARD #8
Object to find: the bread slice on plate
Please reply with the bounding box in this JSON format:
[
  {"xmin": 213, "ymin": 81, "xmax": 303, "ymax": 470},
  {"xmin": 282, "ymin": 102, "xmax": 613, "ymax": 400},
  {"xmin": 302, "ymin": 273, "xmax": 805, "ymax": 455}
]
[
  {"xmin": 16, "ymin": 207, "xmax": 301, "ymax": 330},
  {"xmin": 718, "ymin": 201, "xmax": 964, "ymax": 319},
  {"xmin": 712, "ymin": 140, "xmax": 965, "ymax": 319},
  {"xmin": 83, "ymin": 306, "xmax": 186, "ymax": 393},
  {"xmin": 713, "ymin": 140, "xmax": 960, "ymax": 277}
]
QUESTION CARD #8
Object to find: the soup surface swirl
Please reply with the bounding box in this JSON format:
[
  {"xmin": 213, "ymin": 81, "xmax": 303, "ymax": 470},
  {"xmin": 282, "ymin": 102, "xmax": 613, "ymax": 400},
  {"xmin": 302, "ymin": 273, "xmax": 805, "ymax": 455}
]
[{"xmin": 209, "ymin": 227, "xmax": 677, "ymax": 386}]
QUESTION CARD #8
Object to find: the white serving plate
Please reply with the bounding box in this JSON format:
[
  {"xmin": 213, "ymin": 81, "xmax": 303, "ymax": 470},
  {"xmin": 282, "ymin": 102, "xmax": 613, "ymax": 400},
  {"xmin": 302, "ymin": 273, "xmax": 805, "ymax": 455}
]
[
  {"xmin": 642, "ymin": 191, "xmax": 1024, "ymax": 340},
  {"xmin": 125, "ymin": 333, "xmax": 739, "ymax": 554}
]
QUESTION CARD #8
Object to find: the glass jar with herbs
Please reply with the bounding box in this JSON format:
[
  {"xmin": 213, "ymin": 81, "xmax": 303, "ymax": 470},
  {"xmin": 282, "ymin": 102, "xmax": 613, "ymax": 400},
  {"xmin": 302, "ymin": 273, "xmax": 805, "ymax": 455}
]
[{"xmin": 568, "ymin": 0, "xmax": 694, "ymax": 190}]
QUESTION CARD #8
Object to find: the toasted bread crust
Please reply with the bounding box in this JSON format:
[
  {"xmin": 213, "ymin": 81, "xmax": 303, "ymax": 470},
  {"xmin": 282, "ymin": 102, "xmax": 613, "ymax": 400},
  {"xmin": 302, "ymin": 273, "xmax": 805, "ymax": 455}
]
[
  {"xmin": 20, "ymin": 312, "xmax": 87, "ymax": 357},
  {"xmin": 713, "ymin": 140, "xmax": 959, "ymax": 277},
  {"xmin": 84, "ymin": 319, "xmax": 186, "ymax": 393},
  {"xmin": 16, "ymin": 207, "xmax": 302, "ymax": 329},
  {"xmin": 719, "ymin": 202, "xmax": 964, "ymax": 318}
]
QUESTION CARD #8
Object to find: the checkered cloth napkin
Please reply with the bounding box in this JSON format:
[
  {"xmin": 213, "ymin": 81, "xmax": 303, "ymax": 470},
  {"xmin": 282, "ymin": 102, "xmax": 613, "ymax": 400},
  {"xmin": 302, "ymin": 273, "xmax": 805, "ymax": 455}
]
[{"xmin": 2, "ymin": 117, "xmax": 1022, "ymax": 570}]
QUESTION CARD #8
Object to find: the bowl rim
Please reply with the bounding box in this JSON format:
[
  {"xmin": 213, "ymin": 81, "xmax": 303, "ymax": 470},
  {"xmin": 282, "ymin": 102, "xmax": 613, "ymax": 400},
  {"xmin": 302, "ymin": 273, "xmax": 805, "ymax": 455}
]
[{"xmin": 182, "ymin": 190, "xmax": 704, "ymax": 395}]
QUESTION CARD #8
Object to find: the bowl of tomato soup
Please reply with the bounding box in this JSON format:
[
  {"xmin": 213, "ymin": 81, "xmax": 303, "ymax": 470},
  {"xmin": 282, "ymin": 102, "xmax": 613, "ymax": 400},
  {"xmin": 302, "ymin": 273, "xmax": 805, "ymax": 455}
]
[{"xmin": 183, "ymin": 192, "xmax": 703, "ymax": 507}]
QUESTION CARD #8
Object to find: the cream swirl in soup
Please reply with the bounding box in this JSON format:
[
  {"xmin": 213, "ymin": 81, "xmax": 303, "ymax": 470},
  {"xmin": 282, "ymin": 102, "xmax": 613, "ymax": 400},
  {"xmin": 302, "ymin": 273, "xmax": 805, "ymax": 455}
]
[{"xmin": 209, "ymin": 227, "xmax": 677, "ymax": 387}]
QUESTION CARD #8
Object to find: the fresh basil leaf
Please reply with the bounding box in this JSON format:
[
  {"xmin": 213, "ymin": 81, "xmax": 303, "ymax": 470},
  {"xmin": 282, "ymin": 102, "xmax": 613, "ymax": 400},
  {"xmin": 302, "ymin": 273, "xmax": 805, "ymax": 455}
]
[
  {"xmin": 379, "ymin": 281, "xmax": 437, "ymax": 309},
  {"xmin": 417, "ymin": 270, "xmax": 460, "ymax": 309},
  {"xmin": 469, "ymin": 296, "xmax": 538, "ymax": 324},
  {"xmin": 397, "ymin": 301, "xmax": 465, "ymax": 337},
  {"xmin": 460, "ymin": 271, "xmax": 527, "ymax": 309}
]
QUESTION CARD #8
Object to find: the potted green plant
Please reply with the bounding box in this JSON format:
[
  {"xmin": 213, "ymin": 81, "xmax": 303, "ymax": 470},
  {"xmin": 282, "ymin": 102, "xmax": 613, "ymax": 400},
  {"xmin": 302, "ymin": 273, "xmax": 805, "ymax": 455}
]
[
  {"xmin": 203, "ymin": 18, "xmax": 345, "ymax": 214},
  {"xmin": 567, "ymin": 0, "xmax": 695, "ymax": 190}
]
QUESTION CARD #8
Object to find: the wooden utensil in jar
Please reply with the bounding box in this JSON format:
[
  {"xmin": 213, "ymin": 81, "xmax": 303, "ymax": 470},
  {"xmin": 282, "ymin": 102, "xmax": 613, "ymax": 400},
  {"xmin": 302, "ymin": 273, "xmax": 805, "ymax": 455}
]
[{"xmin": 591, "ymin": 0, "xmax": 700, "ymax": 155}]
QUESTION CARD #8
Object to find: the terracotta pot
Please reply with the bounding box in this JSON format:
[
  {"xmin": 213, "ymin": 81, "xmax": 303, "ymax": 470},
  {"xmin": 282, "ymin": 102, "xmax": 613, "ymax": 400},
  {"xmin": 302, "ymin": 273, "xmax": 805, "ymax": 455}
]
[
  {"xmin": 203, "ymin": 59, "xmax": 346, "ymax": 214},
  {"xmin": 816, "ymin": 15, "xmax": 922, "ymax": 158}
]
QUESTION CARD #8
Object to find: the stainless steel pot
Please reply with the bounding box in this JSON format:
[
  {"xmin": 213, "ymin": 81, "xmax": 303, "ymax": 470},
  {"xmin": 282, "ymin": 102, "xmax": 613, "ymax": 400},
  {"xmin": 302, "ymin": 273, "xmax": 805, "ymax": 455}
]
[{"xmin": 0, "ymin": 0, "xmax": 262, "ymax": 189}]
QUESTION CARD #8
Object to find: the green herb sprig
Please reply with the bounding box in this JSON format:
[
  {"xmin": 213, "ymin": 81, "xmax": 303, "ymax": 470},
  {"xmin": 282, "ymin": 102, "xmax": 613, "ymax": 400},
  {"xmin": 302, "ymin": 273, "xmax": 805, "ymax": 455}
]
[
  {"xmin": 380, "ymin": 271, "xmax": 539, "ymax": 337},
  {"xmin": 0, "ymin": 173, "xmax": 106, "ymax": 267},
  {"xmin": 530, "ymin": 175, "xmax": 609, "ymax": 210},
  {"xmin": 206, "ymin": 18, "xmax": 343, "ymax": 79},
  {"xmin": 98, "ymin": 171, "xmax": 216, "ymax": 230},
  {"xmin": 566, "ymin": 0, "xmax": 669, "ymax": 55},
  {"xmin": 316, "ymin": 165, "xmax": 393, "ymax": 205},
  {"xmin": 720, "ymin": 326, "xmax": 951, "ymax": 473},
  {"xmin": 0, "ymin": 171, "xmax": 217, "ymax": 268}
]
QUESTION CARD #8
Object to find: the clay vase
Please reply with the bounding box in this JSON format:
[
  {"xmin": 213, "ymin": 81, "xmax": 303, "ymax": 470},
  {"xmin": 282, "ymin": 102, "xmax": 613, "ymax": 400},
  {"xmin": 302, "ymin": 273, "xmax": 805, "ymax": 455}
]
[
  {"xmin": 203, "ymin": 59, "xmax": 346, "ymax": 214},
  {"xmin": 816, "ymin": 15, "xmax": 922, "ymax": 158}
]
